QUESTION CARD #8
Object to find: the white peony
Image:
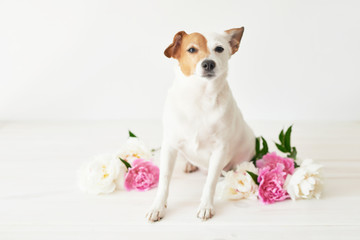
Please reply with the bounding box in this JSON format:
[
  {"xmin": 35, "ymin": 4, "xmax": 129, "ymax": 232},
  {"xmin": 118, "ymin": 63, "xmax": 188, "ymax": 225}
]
[
  {"xmin": 285, "ymin": 159, "xmax": 322, "ymax": 200},
  {"xmin": 217, "ymin": 161, "xmax": 258, "ymax": 200},
  {"xmin": 78, "ymin": 154, "xmax": 126, "ymax": 194},
  {"xmin": 115, "ymin": 161, "xmax": 128, "ymax": 190},
  {"xmin": 116, "ymin": 137, "xmax": 153, "ymax": 164}
]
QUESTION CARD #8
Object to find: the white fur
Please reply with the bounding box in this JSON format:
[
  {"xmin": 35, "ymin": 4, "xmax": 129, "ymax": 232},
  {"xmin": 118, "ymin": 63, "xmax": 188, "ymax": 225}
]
[{"xmin": 146, "ymin": 31, "xmax": 255, "ymax": 222}]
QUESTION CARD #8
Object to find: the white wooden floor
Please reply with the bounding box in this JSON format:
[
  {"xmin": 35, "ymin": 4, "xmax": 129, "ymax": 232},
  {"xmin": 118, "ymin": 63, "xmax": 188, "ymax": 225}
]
[{"xmin": 0, "ymin": 120, "xmax": 359, "ymax": 240}]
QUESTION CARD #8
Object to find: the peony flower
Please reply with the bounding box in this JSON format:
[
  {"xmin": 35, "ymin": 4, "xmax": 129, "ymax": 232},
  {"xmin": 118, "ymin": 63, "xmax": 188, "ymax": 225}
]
[
  {"xmin": 115, "ymin": 161, "xmax": 128, "ymax": 190},
  {"xmin": 235, "ymin": 161, "xmax": 258, "ymax": 174},
  {"xmin": 124, "ymin": 159, "xmax": 159, "ymax": 191},
  {"xmin": 258, "ymin": 163, "xmax": 289, "ymax": 204},
  {"xmin": 256, "ymin": 152, "xmax": 294, "ymax": 177},
  {"xmin": 285, "ymin": 159, "xmax": 322, "ymax": 200},
  {"xmin": 217, "ymin": 162, "xmax": 258, "ymax": 200},
  {"xmin": 78, "ymin": 154, "xmax": 126, "ymax": 194},
  {"xmin": 116, "ymin": 137, "xmax": 153, "ymax": 165}
]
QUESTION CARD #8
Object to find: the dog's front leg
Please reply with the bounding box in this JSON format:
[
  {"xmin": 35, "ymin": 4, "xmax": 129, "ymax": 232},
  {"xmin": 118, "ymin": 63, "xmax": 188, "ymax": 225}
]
[
  {"xmin": 146, "ymin": 143, "xmax": 177, "ymax": 222},
  {"xmin": 197, "ymin": 147, "xmax": 226, "ymax": 221}
]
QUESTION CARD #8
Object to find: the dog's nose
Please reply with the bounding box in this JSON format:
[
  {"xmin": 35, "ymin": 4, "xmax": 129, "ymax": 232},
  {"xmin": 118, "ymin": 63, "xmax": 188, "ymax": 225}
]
[{"xmin": 201, "ymin": 60, "xmax": 216, "ymax": 71}]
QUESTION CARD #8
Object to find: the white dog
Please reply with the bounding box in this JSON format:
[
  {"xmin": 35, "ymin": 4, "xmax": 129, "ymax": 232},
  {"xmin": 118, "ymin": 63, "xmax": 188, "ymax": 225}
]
[{"xmin": 146, "ymin": 27, "xmax": 255, "ymax": 221}]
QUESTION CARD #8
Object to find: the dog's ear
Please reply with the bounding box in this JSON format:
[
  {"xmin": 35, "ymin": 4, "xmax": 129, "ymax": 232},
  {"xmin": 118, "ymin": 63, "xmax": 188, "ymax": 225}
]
[
  {"xmin": 164, "ymin": 31, "xmax": 187, "ymax": 59},
  {"xmin": 225, "ymin": 27, "xmax": 244, "ymax": 55}
]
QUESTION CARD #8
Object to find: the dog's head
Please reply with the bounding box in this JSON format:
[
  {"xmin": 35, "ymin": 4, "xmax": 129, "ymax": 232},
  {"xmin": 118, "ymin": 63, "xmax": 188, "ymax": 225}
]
[{"xmin": 164, "ymin": 27, "xmax": 244, "ymax": 79}]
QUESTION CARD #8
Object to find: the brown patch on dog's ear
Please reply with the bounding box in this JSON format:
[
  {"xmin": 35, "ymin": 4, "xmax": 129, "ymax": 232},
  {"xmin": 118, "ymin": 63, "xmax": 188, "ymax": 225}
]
[
  {"xmin": 164, "ymin": 31, "xmax": 187, "ymax": 59},
  {"xmin": 225, "ymin": 27, "xmax": 245, "ymax": 55}
]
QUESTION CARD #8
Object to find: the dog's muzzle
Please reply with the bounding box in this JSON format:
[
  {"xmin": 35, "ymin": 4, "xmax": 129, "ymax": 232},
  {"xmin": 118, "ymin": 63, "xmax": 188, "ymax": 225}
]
[{"xmin": 201, "ymin": 60, "xmax": 216, "ymax": 78}]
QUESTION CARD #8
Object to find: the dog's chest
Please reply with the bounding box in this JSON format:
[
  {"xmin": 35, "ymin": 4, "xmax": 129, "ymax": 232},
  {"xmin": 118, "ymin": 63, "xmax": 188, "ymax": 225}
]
[
  {"xmin": 177, "ymin": 127, "xmax": 217, "ymax": 168},
  {"xmin": 165, "ymin": 85, "xmax": 230, "ymax": 168}
]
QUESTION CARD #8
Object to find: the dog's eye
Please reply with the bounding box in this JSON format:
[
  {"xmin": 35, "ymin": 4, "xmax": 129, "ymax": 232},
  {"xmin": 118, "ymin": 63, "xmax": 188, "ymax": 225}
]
[
  {"xmin": 215, "ymin": 46, "xmax": 224, "ymax": 53},
  {"xmin": 187, "ymin": 47, "xmax": 197, "ymax": 53}
]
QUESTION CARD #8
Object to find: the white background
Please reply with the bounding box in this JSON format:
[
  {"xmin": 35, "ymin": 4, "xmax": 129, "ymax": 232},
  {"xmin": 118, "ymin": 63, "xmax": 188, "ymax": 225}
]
[{"xmin": 0, "ymin": 0, "xmax": 359, "ymax": 121}]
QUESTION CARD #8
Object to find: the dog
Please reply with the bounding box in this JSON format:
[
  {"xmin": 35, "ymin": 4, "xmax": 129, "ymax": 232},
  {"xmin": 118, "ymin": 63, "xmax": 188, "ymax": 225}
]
[{"xmin": 146, "ymin": 27, "xmax": 255, "ymax": 221}]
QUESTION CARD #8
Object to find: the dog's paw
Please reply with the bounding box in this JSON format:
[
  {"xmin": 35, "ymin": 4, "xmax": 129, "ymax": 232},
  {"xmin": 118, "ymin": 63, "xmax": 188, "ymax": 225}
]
[
  {"xmin": 146, "ymin": 205, "xmax": 166, "ymax": 222},
  {"xmin": 184, "ymin": 162, "xmax": 199, "ymax": 173},
  {"xmin": 197, "ymin": 206, "xmax": 215, "ymax": 221}
]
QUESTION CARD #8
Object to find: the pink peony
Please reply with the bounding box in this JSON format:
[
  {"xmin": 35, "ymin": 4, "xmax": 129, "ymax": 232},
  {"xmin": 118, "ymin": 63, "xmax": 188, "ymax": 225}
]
[
  {"xmin": 124, "ymin": 159, "xmax": 159, "ymax": 191},
  {"xmin": 257, "ymin": 164, "xmax": 289, "ymax": 204},
  {"xmin": 256, "ymin": 152, "xmax": 294, "ymax": 177}
]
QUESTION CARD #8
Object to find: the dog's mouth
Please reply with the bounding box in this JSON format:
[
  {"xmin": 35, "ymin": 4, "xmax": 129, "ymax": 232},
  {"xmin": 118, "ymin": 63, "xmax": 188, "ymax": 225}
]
[{"xmin": 202, "ymin": 72, "xmax": 215, "ymax": 79}]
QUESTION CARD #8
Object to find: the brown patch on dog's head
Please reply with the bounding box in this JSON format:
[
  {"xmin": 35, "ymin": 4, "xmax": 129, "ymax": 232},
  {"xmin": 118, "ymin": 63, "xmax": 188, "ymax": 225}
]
[
  {"xmin": 164, "ymin": 32, "xmax": 210, "ymax": 76},
  {"xmin": 225, "ymin": 27, "xmax": 244, "ymax": 55}
]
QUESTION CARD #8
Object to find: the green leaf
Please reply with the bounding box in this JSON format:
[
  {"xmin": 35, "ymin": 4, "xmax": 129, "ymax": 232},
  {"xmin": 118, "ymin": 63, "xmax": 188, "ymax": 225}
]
[
  {"xmin": 256, "ymin": 138, "xmax": 260, "ymax": 153},
  {"xmin": 246, "ymin": 171, "xmax": 259, "ymax": 185},
  {"xmin": 255, "ymin": 137, "xmax": 260, "ymax": 153},
  {"xmin": 251, "ymin": 136, "xmax": 269, "ymax": 165},
  {"xmin": 251, "ymin": 138, "xmax": 260, "ymax": 164},
  {"xmin": 293, "ymin": 147, "xmax": 297, "ymax": 159},
  {"xmin": 128, "ymin": 130, "xmax": 137, "ymax": 138},
  {"xmin": 260, "ymin": 137, "xmax": 269, "ymax": 155},
  {"xmin": 288, "ymin": 147, "xmax": 297, "ymax": 160},
  {"xmin": 275, "ymin": 143, "xmax": 287, "ymax": 153},
  {"xmin": 279, "ymin": 129, "xmax": 285, "ymax": 144},
  {"xmin": 284, "ymin": 125, "xmax": 292, "ymax": 152},
  {"xmin": 250, "ymin": 155, "xmax": 257, "ymax": 164},
  {"xmin": 294, "ymin": 160, "xmax": 300, "ymax": 168},
  {"xmin": 119, "ymin": 157, "xmax": 132, "ymax": 170}
]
